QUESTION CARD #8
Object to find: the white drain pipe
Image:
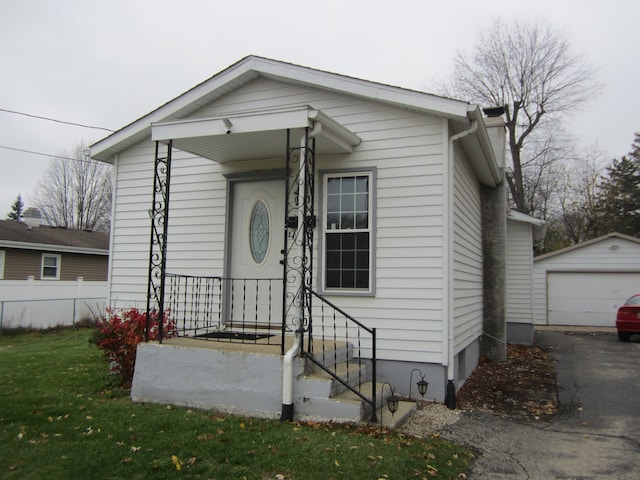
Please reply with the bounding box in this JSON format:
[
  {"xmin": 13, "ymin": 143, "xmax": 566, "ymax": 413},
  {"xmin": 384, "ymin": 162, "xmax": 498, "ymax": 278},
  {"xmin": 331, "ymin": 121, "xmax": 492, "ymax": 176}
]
[
  {"xmin": 280, "ymin": 122, "xmax": 321, "ymax": 421},
  {"xmin": 445, "ymin": 119, "xmax": 478, "ymax": 409},
  {"xmin": 280, "ymin": 325, "xmax": 303, "ymax": 421}
]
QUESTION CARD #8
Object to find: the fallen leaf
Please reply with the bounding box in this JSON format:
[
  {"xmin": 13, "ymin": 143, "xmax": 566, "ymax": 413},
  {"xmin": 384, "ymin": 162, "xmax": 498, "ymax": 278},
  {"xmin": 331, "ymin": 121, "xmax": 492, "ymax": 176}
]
[
  {"xmin": 130, "ymin": 446, "xmax": 141, "ymax": 452},
  {"xmin": 122, "ymin": 457, "xmax": 132, "ymax": 464}
]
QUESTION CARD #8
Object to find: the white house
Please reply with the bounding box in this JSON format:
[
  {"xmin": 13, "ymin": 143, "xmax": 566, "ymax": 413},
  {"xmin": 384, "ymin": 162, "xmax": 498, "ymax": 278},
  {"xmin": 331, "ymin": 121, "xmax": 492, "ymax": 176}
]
[
  {"xmin": 506, "ymin": 211, "xmax": 546, "ymax": 344},
  {"xmin": 90, "ymin": 56, "xmax": 516, "ymax": 422},
  {"xmin": 534, "ymin": 232, "xmax": 640, "ymax": 327}
]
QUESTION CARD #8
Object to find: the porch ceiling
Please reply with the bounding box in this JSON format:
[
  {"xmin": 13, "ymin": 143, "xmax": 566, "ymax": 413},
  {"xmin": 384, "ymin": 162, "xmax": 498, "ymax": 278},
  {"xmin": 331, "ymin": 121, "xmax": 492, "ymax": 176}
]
[{"xmin": 151, "ymin": 106, "xmax": 361, "ymax": 162}]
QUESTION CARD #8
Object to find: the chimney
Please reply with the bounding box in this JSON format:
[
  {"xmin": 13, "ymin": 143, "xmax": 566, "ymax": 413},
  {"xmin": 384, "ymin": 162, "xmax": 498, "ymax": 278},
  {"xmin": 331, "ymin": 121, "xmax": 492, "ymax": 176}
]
[
  {"xmin": 483, "ymin": 106, "xmax": 507, "ymax": 172},
  {"xmin": 23, "ymin": 207, "xmax": 42, "ymax": 228}
]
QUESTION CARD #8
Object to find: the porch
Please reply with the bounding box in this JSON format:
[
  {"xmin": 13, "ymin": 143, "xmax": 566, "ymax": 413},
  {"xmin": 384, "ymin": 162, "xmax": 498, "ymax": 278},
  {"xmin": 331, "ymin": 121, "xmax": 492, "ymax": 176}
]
[
  {"xmin": 131, "ymin": 333, "xmax": 416, "ymax": 428},
  {"xmin": 139, "ymin": 106, "xmax": 390, "ymax": 423}
]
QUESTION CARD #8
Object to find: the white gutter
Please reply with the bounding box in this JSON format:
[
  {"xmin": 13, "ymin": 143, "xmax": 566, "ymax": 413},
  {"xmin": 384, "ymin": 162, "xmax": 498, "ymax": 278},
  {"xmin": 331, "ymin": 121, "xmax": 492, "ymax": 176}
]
[
  {"xmin": 280, "ymin": 123, "xmax": 321, "ymax": 421},
  {"xmin": 444, "ymin": 119, "xmax": 478, "ymax": 409}
]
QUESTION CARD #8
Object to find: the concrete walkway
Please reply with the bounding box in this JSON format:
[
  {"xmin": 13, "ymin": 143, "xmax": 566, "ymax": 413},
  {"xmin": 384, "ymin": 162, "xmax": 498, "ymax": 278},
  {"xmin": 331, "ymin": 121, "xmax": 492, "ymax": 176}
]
[{"xmin": 438, "ymin": 329, "xmax": 640, "ymax": 479}]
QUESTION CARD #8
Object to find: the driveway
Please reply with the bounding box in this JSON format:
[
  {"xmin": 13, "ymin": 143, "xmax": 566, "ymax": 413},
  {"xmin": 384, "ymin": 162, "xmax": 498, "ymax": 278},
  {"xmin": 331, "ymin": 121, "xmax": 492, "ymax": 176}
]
[{"xmin": 439, "ymin": 329, "xmax": 640, "ymax": 479}]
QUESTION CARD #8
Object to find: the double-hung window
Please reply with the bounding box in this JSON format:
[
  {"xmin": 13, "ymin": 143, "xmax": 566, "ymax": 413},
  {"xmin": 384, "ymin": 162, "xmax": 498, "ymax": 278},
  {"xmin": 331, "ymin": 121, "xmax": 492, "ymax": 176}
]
[
  {"xmin": 41, "ymin": 253, "xmax": 61, "ymax": 280},
  {"xmin": 322, "ymin": 171, "xmax": 374, "ymax": 293}
]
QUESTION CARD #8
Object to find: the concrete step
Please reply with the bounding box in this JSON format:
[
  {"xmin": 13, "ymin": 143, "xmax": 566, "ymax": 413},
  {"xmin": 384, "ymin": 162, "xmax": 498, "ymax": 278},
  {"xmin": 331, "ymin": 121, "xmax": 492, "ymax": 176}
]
[
  {"xmin": 303, "ymin": 342, "xmax": 354, "ymax": 373},
  {"xmin": 300, "ymin": 361, "xmax": 367, "ymax": 397},
  {"xmin": 373, "ymin": 401, "xmax": 417, "ymax": 430}
]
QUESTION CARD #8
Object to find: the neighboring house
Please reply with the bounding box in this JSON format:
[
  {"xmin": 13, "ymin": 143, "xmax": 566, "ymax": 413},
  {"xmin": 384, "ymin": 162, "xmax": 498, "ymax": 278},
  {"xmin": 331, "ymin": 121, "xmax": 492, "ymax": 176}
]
[
  {"xmin": 534, "ymin": 232, "xmax": 640, "ymax": 327},
  {"xmin": 0, "ymin": 212, "xmax": 109, "ymax": 329},
  {"xmin": 0, "ymin": 213, "xmax": 109, "ymax": 281},
  {"xmin": 506, "ymin": 210, "xmax": 546, "ymax": 344},
  {"xmin": 90, "ymin": 56, "xmax": 531, "ymax": 421}
]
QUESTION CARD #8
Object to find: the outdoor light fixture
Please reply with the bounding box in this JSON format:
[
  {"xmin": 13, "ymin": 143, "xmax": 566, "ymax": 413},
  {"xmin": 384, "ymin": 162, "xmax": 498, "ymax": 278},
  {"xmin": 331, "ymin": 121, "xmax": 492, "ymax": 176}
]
[
  {"xmin": 380, "ymin": 382, "xmax": 401, "ymax": 425},
  {"xmin": 409, "ymin": 368, "xmax": 429, "ymax": 399},
  {"xmin": 222, "ymin": 118, "xmax": 233, "ymax": 134}
]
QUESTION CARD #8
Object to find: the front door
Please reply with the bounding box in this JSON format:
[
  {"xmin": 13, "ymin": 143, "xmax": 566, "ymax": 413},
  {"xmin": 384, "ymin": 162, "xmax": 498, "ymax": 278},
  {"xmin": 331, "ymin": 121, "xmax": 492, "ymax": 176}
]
[{"xmin": 228, "ymin": 179, "xmax": 285, "ymax": 328}]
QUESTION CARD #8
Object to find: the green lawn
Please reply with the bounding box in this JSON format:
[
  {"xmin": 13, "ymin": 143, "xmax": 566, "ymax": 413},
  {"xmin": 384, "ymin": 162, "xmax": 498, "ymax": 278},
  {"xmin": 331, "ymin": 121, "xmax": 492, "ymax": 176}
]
[{"xmin": 0, "ymin": 329, "xmax": 471, "ymax": 479}]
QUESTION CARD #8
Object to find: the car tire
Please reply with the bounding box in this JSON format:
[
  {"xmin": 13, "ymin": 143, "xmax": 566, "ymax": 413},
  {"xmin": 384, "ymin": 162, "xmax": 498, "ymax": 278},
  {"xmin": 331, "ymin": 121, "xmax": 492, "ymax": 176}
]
[{"xmin": 618, "ymin": 331, "xmax": 632, "ymax": 342}]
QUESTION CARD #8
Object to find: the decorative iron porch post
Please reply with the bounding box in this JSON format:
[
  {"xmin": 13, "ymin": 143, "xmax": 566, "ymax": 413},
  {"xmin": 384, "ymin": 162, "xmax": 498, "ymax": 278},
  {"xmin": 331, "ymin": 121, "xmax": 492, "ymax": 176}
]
[
  {"xmin": 284, "ymin": 129, "xmax": 315, "ymax": 350},
  {"xmin": 145, "ymin": 140, "xmax": 173, "ymax": 342}
]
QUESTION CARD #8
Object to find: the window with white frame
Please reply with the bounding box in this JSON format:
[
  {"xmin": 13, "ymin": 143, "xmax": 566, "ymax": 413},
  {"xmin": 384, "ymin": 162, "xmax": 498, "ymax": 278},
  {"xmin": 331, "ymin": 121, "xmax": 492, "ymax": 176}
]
[
  {"xmin": 322, "ymin": 171, "xmax": 373, "ymax": 292},
  {"xmin": 0, "ymin": 250, "xmax": 5, "ymax": 279},
  {"xmin": 41, "ymin": 253, "xmax": 61, "ymax": 280}
]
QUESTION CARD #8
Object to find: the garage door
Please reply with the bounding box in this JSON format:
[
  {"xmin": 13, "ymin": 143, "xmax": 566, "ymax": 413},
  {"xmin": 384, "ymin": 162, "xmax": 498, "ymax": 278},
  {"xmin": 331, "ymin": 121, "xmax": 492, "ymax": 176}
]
[{"xmin": 547, "ymin": 272, "xmax": 640, "ymax": 326}]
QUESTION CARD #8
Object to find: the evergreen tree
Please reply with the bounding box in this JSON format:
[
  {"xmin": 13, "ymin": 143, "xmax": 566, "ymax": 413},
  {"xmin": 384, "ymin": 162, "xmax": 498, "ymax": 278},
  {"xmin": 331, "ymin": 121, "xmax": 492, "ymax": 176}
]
[
  {"xmin": 7, "ymin": 194, "xmax": 24, "ymax": 221},
  {"xmin": 597, "ymin": 133, "xmax": 640, "ymax": 236}
]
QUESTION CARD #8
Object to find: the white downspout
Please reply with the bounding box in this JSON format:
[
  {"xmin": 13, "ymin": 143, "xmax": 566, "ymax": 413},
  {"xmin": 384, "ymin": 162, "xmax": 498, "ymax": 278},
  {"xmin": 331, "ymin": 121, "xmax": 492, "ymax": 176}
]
[
  {"xmin": 280, "ymin": 122, "xmax": 321, "ymax": 421},
  {"xmin": 445, "ymin": 119, "xmax": 478, "ymax": 409}
]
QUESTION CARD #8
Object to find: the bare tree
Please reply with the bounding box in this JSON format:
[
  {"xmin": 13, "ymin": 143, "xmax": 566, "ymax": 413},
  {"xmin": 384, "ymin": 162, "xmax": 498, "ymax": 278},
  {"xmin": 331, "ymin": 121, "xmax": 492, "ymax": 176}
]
[
  {"xmin": 32, "ymin": 143, "xmax": 112, "ymax": 231},
  {"xmin": 445, "ymin": 18, "xmax": 601, "ymax": 214},
  {"xmin": 552, "ymin": 145, "xmax": 607, "ymax": 247}
]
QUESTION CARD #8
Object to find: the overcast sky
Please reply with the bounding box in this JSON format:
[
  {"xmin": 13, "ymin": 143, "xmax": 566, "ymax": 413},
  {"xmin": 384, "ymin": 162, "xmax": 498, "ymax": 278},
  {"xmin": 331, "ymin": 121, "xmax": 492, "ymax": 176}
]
[{"xmin": 1, "ymin": 0, "xmax": 638, "ymax": 217}]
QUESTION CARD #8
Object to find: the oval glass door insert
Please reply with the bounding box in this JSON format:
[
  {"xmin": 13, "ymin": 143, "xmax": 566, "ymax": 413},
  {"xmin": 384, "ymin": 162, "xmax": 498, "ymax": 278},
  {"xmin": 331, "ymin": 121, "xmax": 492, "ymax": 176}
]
[{"xmin": 249, "ymin": 200, "xmax": 270, "ymax": 264}]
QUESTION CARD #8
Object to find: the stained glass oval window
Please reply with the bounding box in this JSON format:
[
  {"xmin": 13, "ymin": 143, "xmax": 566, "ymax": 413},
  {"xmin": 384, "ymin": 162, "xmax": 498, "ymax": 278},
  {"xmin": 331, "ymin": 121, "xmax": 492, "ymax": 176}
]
[{"xmin": 250, "ymin": 200, "xmax": 270, "ymax": 264}]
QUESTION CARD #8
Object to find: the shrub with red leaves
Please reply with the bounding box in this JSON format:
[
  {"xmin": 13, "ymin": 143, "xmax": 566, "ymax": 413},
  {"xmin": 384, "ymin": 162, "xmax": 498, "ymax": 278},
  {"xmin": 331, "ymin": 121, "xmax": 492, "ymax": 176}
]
[{"xmin": 91, "ymin": 308, "xmax": 176, "ymax": 386}]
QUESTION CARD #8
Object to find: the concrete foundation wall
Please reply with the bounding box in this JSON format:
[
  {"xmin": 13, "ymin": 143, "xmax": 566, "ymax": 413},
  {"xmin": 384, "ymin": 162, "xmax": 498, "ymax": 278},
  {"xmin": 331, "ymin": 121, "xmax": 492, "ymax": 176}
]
[
  {"xmin": 507, "ymin": 322, "xmax": 534, "ymax": 345},
  {"xmin": 131, "ymin": 342, "xmax": 303, "ymax": 419}
]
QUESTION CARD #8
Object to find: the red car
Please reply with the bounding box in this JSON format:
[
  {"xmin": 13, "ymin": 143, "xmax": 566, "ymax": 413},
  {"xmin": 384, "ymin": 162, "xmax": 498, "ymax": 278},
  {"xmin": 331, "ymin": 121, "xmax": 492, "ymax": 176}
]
[{"xmin": 616, "ymin": 294, "xmax": 640, "ymax": 341}]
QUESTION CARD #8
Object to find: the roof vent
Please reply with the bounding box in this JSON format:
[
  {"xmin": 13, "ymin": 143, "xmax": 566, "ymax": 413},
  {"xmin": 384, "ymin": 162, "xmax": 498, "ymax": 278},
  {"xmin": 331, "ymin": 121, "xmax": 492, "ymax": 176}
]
[{"xmin": 23, "ymin": 208, "xmax": 42, "ymax": 228}]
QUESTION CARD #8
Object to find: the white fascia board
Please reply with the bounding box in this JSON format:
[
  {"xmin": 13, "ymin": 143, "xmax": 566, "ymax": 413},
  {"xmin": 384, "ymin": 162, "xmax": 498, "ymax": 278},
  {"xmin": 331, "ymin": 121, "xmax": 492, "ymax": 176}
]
[
  {"xmin": 508, "ymin": 210, "xmax": 546, "ymax": 226},
  {"xmin": 252, "ymin": 57, "xmax": 470, "ymax": 118},
  {"xmin": 309, "ymin": 110, "xmax": 361, "ymax": 148},
  {"xmin": 152, "ymin": 107, "xmax": 313, "ymax": 141},
  {"xmin": 0, "ymin": 240, "xmax": 108, "ymax": 256},
  {"xmin": 90, "ymin": 59, "xmax": 260, "ymax": 161},
  {"xmin": 466, "ymin": 105, "xmax": 502, "ymax": 186}
]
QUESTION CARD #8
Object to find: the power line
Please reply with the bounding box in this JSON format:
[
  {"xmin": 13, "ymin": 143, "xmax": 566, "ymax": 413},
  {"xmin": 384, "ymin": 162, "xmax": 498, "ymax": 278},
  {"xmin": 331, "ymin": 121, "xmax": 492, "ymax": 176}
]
[
  {"xmin": 0, "ymin": 145, "xmax": 106, "ymax": 166},
  {"xmin": 0, "ymin": 107, "xmax": 115, "ymax": 132}
]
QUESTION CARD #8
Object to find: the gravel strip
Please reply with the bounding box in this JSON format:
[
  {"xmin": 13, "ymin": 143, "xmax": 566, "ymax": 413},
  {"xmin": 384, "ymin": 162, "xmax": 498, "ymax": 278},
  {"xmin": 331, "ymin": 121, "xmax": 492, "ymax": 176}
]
[{"xmin": 400, "ymin": 403, "xmax": 462, "ymax": 437}]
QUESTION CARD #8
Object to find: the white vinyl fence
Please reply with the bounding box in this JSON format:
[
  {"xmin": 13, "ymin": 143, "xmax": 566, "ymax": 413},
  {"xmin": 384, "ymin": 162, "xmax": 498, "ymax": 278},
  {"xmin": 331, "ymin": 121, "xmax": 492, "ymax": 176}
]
[{"xmin": 0, "ymin": 277, "xmax": 107, "ymax": 331}]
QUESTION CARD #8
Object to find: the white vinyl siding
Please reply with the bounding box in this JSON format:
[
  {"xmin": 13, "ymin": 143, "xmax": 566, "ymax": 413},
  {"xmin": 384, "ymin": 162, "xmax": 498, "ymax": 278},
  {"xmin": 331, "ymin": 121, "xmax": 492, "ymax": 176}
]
[
  {"xmin": 107, "ymin": 77, "xmax": 448, "ymax": 362},
  {"xmin": 534, "ymin": 235, "xmax": 640, "ymax": 325},
  {"xmin": 506, "ymin": 220, "xmax": 535, "ymax": 324},
  {"xmin": 451, "ymin": 144, "xmax": 483, "ymax": 353}
]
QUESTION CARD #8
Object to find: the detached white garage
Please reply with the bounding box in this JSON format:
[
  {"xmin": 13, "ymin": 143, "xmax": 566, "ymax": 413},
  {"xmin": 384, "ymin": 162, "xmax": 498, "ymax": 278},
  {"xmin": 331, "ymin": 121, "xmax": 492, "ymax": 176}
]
[{"xmin": 534, "ymin": 233, "xmax": 640, "ymax": 327}]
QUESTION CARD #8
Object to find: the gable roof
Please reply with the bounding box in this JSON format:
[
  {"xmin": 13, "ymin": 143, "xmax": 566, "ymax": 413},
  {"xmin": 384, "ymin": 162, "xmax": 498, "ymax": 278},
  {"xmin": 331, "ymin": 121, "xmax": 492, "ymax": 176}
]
[
  {"xmin": 90, "ymin": 56, "xmax": 501, "ymax": 185},
  {"xmin": 534, "ymin": 232, "xmax": 640, "ymax": 262},
  {"xmin": 0, "ymin": 220, "xmax": 109, "ymax": 255}
]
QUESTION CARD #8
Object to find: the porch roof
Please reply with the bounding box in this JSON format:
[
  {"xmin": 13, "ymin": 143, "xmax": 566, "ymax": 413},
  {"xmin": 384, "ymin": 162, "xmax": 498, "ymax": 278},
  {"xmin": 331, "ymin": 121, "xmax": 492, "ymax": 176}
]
[{"xmin": 151, "ymin": 106, "xmax": 361, "ymax": 162}]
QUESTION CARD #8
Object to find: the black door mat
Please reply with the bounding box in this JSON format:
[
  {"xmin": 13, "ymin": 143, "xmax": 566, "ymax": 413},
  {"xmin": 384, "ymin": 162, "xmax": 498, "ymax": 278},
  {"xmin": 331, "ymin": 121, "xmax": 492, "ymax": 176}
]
[{"xmin": 196, "ymin": 331, "xmax": 273, "ymax": 341}]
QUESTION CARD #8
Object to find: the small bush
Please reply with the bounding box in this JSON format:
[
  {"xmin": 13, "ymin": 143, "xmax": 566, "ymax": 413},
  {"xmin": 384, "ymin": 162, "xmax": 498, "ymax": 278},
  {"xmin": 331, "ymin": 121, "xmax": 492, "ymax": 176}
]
[{"xmin": 91, "ymin": 307, "xmax": 176, "ymax": 386}]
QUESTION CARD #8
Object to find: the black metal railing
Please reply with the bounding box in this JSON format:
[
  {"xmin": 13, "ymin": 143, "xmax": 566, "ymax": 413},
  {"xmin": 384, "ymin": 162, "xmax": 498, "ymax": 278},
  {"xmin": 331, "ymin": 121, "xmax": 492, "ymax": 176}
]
[
  {"xmin": 302, "ymin": 287, "xmax": 378, "ymax": 422},
  {"xmin": 166, "ymin": 273, "xmax": 283, "ymax": 347}
]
